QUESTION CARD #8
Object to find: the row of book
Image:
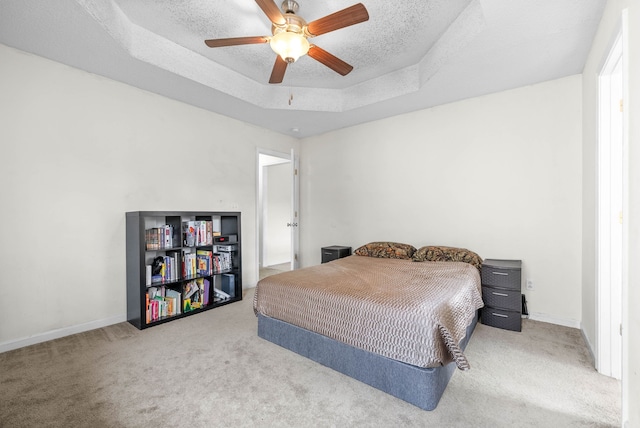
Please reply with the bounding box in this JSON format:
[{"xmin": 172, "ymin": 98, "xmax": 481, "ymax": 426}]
[
  {"xmin": 145, "ymin": 225, "xmax": 174, "ymax": 251},
  {"xmin": 183, "ymin": 220, "xmax": 219, "ymax": 247},
  {"xmin": 148, "ymin": 248, "xmax": 235, "ymax": 284},
  {"xmin": 145, "ymin": 220, "xmax": 221, "ymax": 251},
  {"xmin": 146, "ymin": 279, "xmax": 233, "ymax": 323},
  {"xmin": 148, "ymin": 252, "xmax": 181, "ymax": 284},
  {"xmin": 195, "ymin": 250, "xmax": 233, "ymax": 276},
  {"xmin": 146, "ymin": 286, "xmax": 182, "ymax": 322}
]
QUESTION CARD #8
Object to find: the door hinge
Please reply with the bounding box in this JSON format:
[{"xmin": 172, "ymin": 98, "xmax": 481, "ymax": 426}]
[
  {"xmin": 294, "ymin": 168, "xmax": 298, "ymax": 176},
  {"xmin": 619, "ymin": 211, "xmax": 623, "ymax": 225},
  {"xmin": 620, "ymin": 99, "xmax": 624, "ymax": 112},
  {"xmin": 620, "ymin": 324, "xmax": 622, "ymax": 336},
  {"xmin": 295, "ymin": 210, "xmax": 298, "ymax": 218},
  {"xmin": 294, "ymin": 254, "xmax": 298, "ymax": 261}
]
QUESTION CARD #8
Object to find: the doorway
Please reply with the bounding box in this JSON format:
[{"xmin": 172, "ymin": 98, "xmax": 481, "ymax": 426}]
[
  {"xmin": 257, "ymin": 150, "xmax": 297, "ymax": 280},
  {"xmin": 596, "ymin": 28, "xmax": 627, "ymax": 381}
]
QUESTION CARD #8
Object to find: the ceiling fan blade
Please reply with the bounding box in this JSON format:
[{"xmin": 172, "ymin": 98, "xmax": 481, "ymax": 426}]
[
  {"xmin": 306, "ymin": 3, "xmax": 369, "ymax": 37},
  {"xmin": 255, "ymin": 0, "xmax": 286, "ymax": 26},
  {"xmin": 205, "ymin": 36, "xmax": 269, "ymax": 48},
  {"xmin": 269, "ymin": 56, "xmax": 288, "ymax": 84},
  {"xmin": 308, "ymin": 45, "xmax": 353, "ymax": 76}
]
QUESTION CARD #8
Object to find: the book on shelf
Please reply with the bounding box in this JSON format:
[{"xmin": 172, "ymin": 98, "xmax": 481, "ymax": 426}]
[
  {"xmin": 183, "ymin": 221, "xmax": 197, "ymax": 247},
  {"xmin": 146, "ymin": 293, "xmax": 150, "ymax": 324},
  {"xmin": 145, "ymin": 228, "xmax": 161, "ymax": 250},
  {"xmin": 197, "ymin": 221, "xmax": 206, "ymax": 246},
  {"xmin": 150, "ymin": 253, "xmax": 180, "ymax": 284},
  {"xmin": 208, "ymin": 252, "xmax": 230, "ymax": 272},
  {"xmin": 164, "ymin": 225, "xmax": 172, "ymax": 248},
  {"xmin": 182, "ymin": 251, "xmax": 197, "ymax": 278},
  {"xmin": 145, "ymin": 225, "xmax": 176, "ymax": 250},
  {"xmin": 196, "ymin": 278, "xmax": 211, "ymax": 306},
  {"xmin": 213, "ymin": 287, "xmax": 231, "ymax": 302},
  {"xmin": 184, "ymin": 220, "xmax": 213, "ymax": 247},
  {"xmin": 206, "ymin": 221, "xmax": 213, "ymax": 245},
  {"xmin": 182, "ymin": 280, "xmax": 203, "ymax": 312},
  {"xmin": 146, "ymin": 286, "xmax": 182, "ymax": 323},
  {"xmin": 147, "ymin": 286, "xmax": 162, "ymax": 299},
  {"xmin": 153, "ymin": 295, "xmax": 167, "ymax": 318},
  {"xmin": 165, "ymin": 289, "xmax": 181, "ymax": 315},
  {"xmin": 196, "ymin": 250, "xmax": 213, "ymax": 276},
  {"xmin": 165, "ymin": 296, "xmax": 174, "ymax": 316},
  {"xmin": 192, "ymin": 220, "xmax": 213, "ymax": 246},
  {"xmin": 167, "ymin": 252, "xmax": 181, "ymax": 281},
  {"xmin": 221, "ymin": 273, "xmax": 235, "ymax": 298},
  {"xmin": 148, "ymin": 295, "xmax": 166, "ymax": 322}
]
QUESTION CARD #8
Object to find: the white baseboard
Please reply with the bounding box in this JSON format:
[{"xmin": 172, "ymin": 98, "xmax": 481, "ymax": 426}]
[
  {"xmin": 580, "ymin": 323, "xmax": 596, "ymax": 367},
  {"xmin": 0, "ymin": 313, "xmax": 127, "ymax": 354},
  {"xmin": 528, "ymin": 312, "xmax": 581, "ymax": 329}
]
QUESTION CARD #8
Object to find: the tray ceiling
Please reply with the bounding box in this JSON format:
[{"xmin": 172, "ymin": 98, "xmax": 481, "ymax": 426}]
[{"xmin": 0, "ymin": 0, "xmax": 606, "ymax": 137}]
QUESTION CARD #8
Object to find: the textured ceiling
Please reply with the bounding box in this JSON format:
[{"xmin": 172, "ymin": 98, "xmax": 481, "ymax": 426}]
[{"xmin": 0, "ymin": 0, "xmax": 606, "ymax": 138}]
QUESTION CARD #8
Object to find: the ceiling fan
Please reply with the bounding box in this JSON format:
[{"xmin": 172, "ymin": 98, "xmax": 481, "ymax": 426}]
[{"xmin": 204, "ymin": 0, "xmax": 369, "ymax": 84}]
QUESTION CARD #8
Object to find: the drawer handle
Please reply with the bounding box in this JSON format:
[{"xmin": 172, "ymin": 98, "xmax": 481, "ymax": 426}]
[
  {"xmin": 492, "ymin": 313, "xmax": 509, "ymax": 318},
  {"xmin": 492, "ymin": 271, "xmax": 509, "ymax": 276},
  {"xmin": 491, "ymin": 292, "xmax": 509, "ymax": 297},
  {"xmin": 324, "ymin": 252, "xmax": 333, "ymax": 255}
]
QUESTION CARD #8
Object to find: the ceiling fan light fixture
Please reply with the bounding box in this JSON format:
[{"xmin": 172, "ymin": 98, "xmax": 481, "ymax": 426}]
[
  {"xmin": 270, "ymin": 30, "xmax": 309, "ymax": 63},
  {"xmin": 204, "ymin": 0, "xmax": 369, "ymax": 83}
]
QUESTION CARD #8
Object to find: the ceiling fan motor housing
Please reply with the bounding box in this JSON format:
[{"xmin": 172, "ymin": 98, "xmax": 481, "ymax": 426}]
[{"xmin": 281, "ymin": 0, "xmax": 299, "ymax": 14}]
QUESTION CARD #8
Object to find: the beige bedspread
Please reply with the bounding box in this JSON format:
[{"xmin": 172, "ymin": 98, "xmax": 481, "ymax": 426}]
[{"xmin": 253, "ymin": 256, "xmax": 484, "ymax": 370}]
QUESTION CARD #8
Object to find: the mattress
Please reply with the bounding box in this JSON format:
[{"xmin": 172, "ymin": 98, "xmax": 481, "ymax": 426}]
[{"xmin": 253, "ymin": 256, "xmax": 483, "ymax": 369}]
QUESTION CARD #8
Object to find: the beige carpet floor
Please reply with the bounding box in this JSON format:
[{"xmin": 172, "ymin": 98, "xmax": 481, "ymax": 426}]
[
  {"xmin": 259, "ymin": 262, "xmax": 291, "ymax": 280},
  {"xmin": 0, "ymin": 288, "xmax": 620, "ymax": 427}
]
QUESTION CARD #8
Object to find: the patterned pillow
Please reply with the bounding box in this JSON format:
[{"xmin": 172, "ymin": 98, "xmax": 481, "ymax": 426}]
[
  {"xmin": 354, "ymin": 242, "xmax": 417, "ymax": 260},
  {"xmin": 412, "ymin": 246, "xmax": 483, "ymax": 270}
]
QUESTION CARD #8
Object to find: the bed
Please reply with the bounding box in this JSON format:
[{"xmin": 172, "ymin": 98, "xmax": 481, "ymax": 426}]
[{"xmin": 253, "ymin": 243, "xmax": 484, "ymax": 410}]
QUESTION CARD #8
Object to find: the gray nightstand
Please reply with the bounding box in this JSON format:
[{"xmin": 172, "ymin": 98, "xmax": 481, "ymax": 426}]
[
  {"xmin": 321, "ymin": 246, "xmax": 352, "ymax": 263},
  {"xmin": 480, "ymin": 259, "xmax": 522, "ymax": 332}
]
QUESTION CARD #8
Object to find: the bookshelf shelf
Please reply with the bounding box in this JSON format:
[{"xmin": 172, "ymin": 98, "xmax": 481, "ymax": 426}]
[{"xmin": 126, "ymin": 211, "xmax": 242, "ymax": 330}]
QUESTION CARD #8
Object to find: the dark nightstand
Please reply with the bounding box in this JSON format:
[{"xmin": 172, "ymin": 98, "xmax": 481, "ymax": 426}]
[
  {"xmin": 321, "ymin": 246, "xmax": 352, "ymax": 263},
  {"xmin": 480, "ymin": 259, "xmax": 522, "ymax": 332}
]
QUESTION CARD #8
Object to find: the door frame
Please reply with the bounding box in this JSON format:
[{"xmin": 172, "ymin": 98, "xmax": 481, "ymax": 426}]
[
  {"xmin": 256, "ymin": 148, "xmax": 299, "ymax": 282},
  {"xmin": 595, "ymin": 15, "xmax": 628, "ymax": 416}
]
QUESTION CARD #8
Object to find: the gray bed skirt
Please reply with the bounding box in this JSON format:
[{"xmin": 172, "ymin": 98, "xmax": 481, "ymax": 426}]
[{"xmin": 257, "ymin": 311, "xmax": 478, "ymax": 411}]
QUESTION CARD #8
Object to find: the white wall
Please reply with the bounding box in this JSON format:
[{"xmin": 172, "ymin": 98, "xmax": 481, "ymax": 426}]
[
  {"xmin": 0, "ymin": 44, "xmax": 298, "ymax": 348},
  {"xmin": 300, "ymin": 76, "xmax": 583, "ymax": 326},
  {"xmin": 582, "ymin": 0, "xmax": 640, "ymax": 425},
  {"xmin": 264, "ymin": 162, "xmax": 292, "ymax": 266}
]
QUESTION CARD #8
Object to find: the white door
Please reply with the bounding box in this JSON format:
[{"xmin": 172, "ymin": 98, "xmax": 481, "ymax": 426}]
[
  {"xmin": 597, "ymin": 30, "xmax": 626, "ymax": 381},
  {"xmin": 290, "ymin": 148, "xmax": 300, "ymax": 269},
  {"xmin": 257, "ymin": 149, "xmax": 300, "ymax": 275}
]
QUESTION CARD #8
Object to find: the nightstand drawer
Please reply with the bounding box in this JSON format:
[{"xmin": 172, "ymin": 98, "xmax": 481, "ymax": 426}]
[
  {"xmin": 481, "ymin": 307, "xmax": 522, "ymax": 332},
  {"xmin": 481, "ymin": 266, "xmax": 521, "ymax": 290},
  {"xmin": 482, "ymin": 287, "xmax": 521, "ymax": 311}
]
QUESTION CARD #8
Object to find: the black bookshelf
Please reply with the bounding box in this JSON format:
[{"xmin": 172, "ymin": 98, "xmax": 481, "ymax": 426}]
[{"xmin": 126, "ymin": 211, "xmax": 242, "ymax": 329}]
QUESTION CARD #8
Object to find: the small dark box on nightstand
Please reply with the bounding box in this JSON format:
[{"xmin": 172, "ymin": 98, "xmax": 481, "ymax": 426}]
[{"xmin": 321, "ymin": 246, "xmax": 352, "ymax": 263}]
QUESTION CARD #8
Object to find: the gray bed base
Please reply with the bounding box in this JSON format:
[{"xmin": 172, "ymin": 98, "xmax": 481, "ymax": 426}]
[{"xmin": 257, "ymin": 312, "xmax": 478, "ymax": 411}]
